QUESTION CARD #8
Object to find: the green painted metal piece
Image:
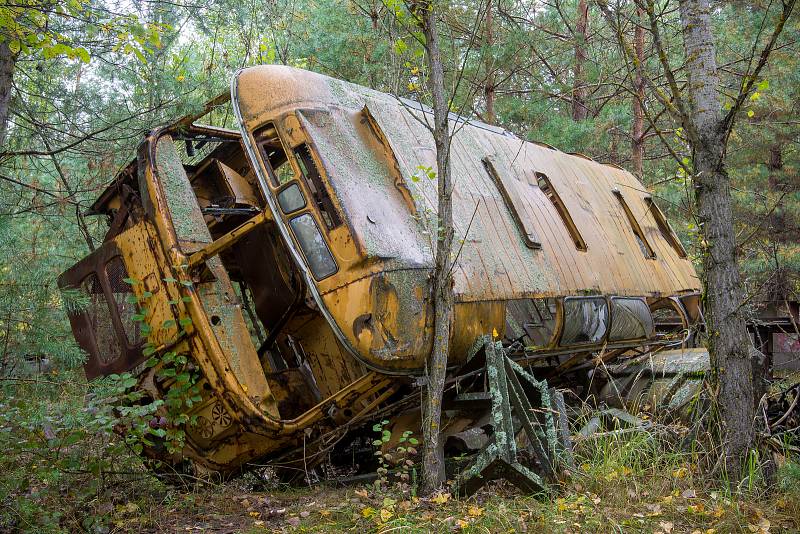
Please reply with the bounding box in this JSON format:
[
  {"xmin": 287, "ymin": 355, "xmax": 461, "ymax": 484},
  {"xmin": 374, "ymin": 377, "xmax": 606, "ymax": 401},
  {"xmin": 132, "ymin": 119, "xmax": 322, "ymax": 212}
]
[{"xmin": 454, "ymin": 340, "xmax": 563, "ymax": 497}]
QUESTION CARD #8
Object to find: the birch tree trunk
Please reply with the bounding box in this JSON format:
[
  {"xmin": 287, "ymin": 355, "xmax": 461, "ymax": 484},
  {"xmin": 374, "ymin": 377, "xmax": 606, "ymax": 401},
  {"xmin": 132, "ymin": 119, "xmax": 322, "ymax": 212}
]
[
  {"xmin": 418, "ymin": 0, "xmax": 454, "ymax": 494},
  {"xmin": 631, "ymin": 7, "xmax": 645, "ymax": 177},
  {"xmin": 0, "ymin": 41, "xmax": 16, "ymax": 148},
  {"xmin": 679, "ymin": 0, "xmax": 756, "ymax": 476},
  {"xmin": 484, "ymin": 0, "xmax": 496, "ymax": 125},
  {"xmin": 572, "ymin": 0, "xmax": 589, "ymax": 121}
]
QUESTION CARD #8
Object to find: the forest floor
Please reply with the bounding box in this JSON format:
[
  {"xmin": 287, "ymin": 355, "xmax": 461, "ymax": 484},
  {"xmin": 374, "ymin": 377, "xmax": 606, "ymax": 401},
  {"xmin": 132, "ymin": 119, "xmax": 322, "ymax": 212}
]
[
  {"xmin": 104, "ymin": 471, "xmax": 800, "ymax": 533},
  {"xmin": 1, "ymin": 372, "xmax": 799, "ymax": 533}
]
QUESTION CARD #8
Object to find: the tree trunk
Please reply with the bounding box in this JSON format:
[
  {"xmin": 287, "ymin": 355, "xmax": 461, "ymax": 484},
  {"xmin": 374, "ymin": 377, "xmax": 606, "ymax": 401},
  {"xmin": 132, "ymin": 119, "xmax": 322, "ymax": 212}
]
[
  {"xmin": 679, "ymin": 0, "xmax": 756, "ymax": 478},
  {"xmin": 484, "ymin": 0, "xmax": 496, "ymax": 125},
  {"xmin": 631, "ymin": 7, "xmax": 645, "ymax": 177},
  {"xmin": 0, "ymin": 41, "xmax": 17, "ymax": 148},
  {"xmin": 572, "ymin": 0, "xmax": 589, "ymax": 121},
  {"xmin": 418, "ymin": 0, "xmax": 454, "ymax": 495}
]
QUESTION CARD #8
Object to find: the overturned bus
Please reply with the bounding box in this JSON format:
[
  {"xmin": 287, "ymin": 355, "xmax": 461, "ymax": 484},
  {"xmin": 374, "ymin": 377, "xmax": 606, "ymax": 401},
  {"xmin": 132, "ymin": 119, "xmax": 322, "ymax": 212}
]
[{"xmin": 59, "ymin": 65, "xmax": 701, "ymax": 490}]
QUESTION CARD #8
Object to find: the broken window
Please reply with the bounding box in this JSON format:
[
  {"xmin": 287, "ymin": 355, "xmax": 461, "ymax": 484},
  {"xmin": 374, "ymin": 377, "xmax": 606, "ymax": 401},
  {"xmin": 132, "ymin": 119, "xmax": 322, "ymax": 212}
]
[
  {"xmin": 289, "ymin": 213, "xmax": 338, "ymax": 279},
  {"xmin": 560, "ymin": 297, "xmax": 608, "ymax": 346},
  {"xmin": 536, "ymin": 172, "xmax": 587, "ymax": 251},
  {"xmin": 505, "ymin": 298, "xmax": 558, "ymax": 348},
  {"xmin": 81, "ymin": 273, "xmax": 120, "ymax": 364},
  {"xmin": 645, "ymin": 197, "xmax": 688, "ymax": 258},
  {"xmin": 609, "ymin": 297, "xmax": 654, "ymax": 341},
  {"xmin": 255, "ymin": 124, "xmax": 296, "ymax": 188},
  {"xmin": 105, "ymin": 256, "xmax": 141, "ymax": 346},
  {"xmin": 294, "ymin": 143, "xmax": 342, "ymax": 230},
  {"xmin": 613, "ymin": 189, "xmax": 655, "ymax": 259}
]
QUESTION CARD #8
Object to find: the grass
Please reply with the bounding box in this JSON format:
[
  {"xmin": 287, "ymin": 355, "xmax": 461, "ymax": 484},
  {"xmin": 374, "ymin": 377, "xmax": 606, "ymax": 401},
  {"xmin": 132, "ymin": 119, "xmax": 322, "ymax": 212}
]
[{"xmin": 1, "ymin": 371, "xmax": 799, "ymax": 533}]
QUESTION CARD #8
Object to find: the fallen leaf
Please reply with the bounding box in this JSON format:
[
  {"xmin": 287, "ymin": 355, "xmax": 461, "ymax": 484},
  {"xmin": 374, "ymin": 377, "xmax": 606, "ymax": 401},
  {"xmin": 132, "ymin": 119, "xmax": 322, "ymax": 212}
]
[
  {"xmin": 659, "ymin": 521, "xmax": 674, "ymax": 533},
  {"xmin": 354, "ymin": 488, "xmax": 369, "ymax": 498},
  {"xmin": 682, "ymin": 489, "xmax": 697, "ymax": 499},
  {"xmin": 672, "ymin": 467, "xmax": 688, "ymax": 479},
  {"xmin": 430, "ymin": 492, "xmax": 451, "ymax": 505},
  {"xmin": 468, "ymin": 506, "xmax": 484, "ymax": 517},
  {"xmin": 286, "ymin": 516, "xmax": 300, "ymax": 527},
  {"xmin": 380, "ymin": 508, "xmax": 394, "ymax": 522},
  {"xmin": 300, "ymin": 511, "xmax": 310, "ymax": 518},
  {"xmin": 361, "ymin": 507, "xmax": 376, "ymax": 518}
]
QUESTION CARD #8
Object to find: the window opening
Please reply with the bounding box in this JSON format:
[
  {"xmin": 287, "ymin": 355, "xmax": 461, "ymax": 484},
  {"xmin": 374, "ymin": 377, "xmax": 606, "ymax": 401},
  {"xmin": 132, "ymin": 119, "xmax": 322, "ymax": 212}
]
[
  {"xmin": 613, "ymin": 189, "xmax": 655, "ymax": 259},
  {"xmin": 105, "ymin": 257, "xmax": 141, "ymax": 346},
  {"xmin": 645, "ymin": 197, "xmax": 687, "ymax": 258},
  {"xmin": 81, "ymin": 274, "xmax": 121, "ymax": 364},
  {"xmin": 294, "ymin": 143, "xmax": 342, "ymax": 229},
  {"xmin": 289, "ymin": 213, "xmax": 338, "ymax": 279},
  {"xmin": 255, "ymin": 124, "xmax": 296, "ymax": 188},
  {"xmin": 609, "ymin": 297, "xmax": 654, "ymax": 341},
  {"xmin": 505, "ymin": 298, "xmax": 558, "ymax": 348},
  {"xmin": 560, "ymin": 297, "xmax": 609, "ymax": 346},
  {"xmin": 483, "ymin": 158, "xmax": 541, "ymax": 249},
  {"xmin": 277, "ymin": 183, "xmax": 306, "ymax": 214},
  {"xmin": 536, "ymin": 172, "xmax": 587, "ymax": 251}
]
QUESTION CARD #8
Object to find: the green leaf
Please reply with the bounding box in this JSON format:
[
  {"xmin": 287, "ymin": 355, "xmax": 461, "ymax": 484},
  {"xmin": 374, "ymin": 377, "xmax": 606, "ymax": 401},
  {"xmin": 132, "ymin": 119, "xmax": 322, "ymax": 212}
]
[
  {"xmin": 747, "ymin": 110, "xmax": 755, "ymax": 118},
  {"xmin": 123, "ymin": 277, "xmax": 139, "ymax": 285},
  {"xmin": 131, "ymin": 313, "xmax": 146, "ymax": 322},
  {"xmin": 132, "ymin": 47, "xmax": 147, "ymax": 64},
  {"xmin": 75, "ymin": 46, "xmax": 90, "ymax": 63},
  {"xmin": 162, "ymin": 277, "xmax": 177, "ymax": 283},
  {"xmin": 8, "ymin": 40, "xmax": 20, "ymax": 54}
]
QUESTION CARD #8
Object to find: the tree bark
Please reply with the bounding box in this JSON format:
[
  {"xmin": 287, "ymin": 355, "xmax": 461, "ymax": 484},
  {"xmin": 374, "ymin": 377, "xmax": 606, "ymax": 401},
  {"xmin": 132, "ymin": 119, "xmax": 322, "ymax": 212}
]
[
  {"xmin": 0, "ymin": 41, "xmax": 17, "ymax": 148},
  {"xmin": 572, "ymin": 0, "xmax": 589, "ymax": 121},
  {"xmin": 417, "ymin": 0, "xmax": 454, "ymax": 494},
  {"xmin": 484, "ymin": 0, "xmax": 496, "ymax": 125},
  {"xmin": 631, "ymin": 7, "xmax": 645, "ymax": 177},
  {"xmin": 679, "ymin": 0, "xmax": 756, "ymax": 477}
]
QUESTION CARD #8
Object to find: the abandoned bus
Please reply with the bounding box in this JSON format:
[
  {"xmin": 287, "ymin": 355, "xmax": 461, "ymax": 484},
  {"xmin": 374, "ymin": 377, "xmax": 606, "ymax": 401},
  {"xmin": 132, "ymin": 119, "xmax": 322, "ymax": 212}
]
[{"xmin": 59, "ymin": 65, "xmax": 701, "ymax": 486}]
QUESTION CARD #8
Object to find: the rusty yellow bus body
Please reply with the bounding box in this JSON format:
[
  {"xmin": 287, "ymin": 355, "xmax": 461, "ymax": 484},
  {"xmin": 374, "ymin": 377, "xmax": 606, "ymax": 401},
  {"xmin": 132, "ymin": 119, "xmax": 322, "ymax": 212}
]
[{"xmin": 59, "ymin": 66, "xmax": 700, "ymax": 478}]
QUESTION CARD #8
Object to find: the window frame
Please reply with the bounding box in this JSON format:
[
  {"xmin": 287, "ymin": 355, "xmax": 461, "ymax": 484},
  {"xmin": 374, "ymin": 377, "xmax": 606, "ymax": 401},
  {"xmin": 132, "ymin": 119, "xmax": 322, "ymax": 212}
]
[
  {"xmin": 558, "ymin": 296, "xmax": 610, "ymax": 347},
  {"xmin": 536, "ymin": 172, "xmax": 587, "ymax": 251},
  {"xmin": 644, "ymin": 196, "xmax": 688, "ymax": 258},
  {"xmin": 288, "ymin": 212, "xmax": 339, "ymax": 280},
  {"xmin": 613, "ymin": 189, "xmax": 656, "ymax": 259}
]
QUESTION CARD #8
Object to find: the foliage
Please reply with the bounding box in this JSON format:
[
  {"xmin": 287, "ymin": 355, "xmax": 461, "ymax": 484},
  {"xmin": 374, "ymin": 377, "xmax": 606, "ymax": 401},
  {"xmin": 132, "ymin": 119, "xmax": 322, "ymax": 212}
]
[
  {"xmin": 0, "ymin": 373, "xmax": 163, "ymax": 532},
  {"xmin": 371, "ymin": 419, "xmax": 420, "ymax": 494}
]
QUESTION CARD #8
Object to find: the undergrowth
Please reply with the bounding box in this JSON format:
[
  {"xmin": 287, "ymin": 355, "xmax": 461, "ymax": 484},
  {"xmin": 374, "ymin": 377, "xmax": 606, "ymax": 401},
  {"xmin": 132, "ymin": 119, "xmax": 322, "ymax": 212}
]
[{"xmin": 1, "ymin": 373, "xmax": 798, "ymax": 533}]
